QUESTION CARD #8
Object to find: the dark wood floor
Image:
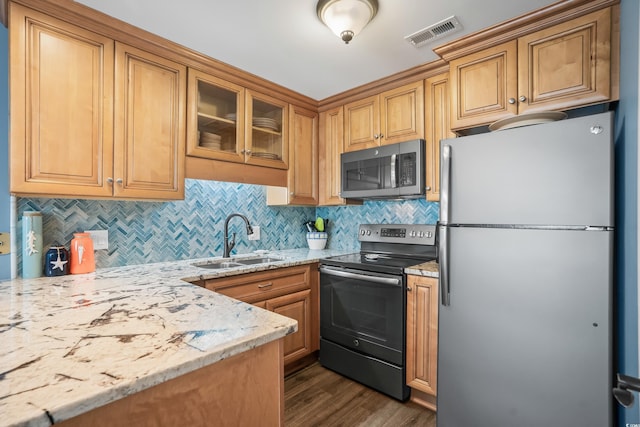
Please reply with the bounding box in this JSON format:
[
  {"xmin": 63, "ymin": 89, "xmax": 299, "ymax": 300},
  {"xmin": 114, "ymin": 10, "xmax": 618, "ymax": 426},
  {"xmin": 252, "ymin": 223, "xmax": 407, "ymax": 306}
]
[{"xmin": 284, "ymin": 363, "xmax": 436, "ymax": 426}]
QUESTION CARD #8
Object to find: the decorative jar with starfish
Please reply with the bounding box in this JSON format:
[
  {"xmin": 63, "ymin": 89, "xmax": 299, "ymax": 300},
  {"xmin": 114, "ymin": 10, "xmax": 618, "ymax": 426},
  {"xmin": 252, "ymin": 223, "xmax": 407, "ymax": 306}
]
[{"xmin": 45, "ymin": 245, "xmax": 69, "ymax": 276}]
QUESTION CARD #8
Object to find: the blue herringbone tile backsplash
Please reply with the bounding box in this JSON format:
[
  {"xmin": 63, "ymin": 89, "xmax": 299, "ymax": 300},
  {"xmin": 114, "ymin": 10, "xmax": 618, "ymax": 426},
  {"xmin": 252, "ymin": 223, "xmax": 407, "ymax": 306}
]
[{"xmin": 17, "ymin": 179, "xmax": 438, "ymax": 272}]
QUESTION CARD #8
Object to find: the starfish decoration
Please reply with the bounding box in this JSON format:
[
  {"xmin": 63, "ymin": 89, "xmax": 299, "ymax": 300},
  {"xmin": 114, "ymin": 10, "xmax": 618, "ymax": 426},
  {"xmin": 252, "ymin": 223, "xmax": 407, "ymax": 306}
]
[
  {"xmin": 27, "ymin": 230, "xmax": 38, "ymax": 255},
  {"xmin": 50, "ymin": 252, "xmax": 68, "ymax": 271}
]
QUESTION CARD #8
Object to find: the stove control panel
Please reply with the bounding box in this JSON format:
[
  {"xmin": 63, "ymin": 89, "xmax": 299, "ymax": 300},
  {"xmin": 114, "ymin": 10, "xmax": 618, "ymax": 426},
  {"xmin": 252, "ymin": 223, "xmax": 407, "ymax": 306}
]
[{"xmin": 358, "ymin": 224, "xmax": 436, "ymax": 245}]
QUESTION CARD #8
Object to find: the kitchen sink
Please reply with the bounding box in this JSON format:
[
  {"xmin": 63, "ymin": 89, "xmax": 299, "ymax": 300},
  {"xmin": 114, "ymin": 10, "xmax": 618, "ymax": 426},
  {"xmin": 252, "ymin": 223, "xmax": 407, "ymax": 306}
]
[
  {"xmin": 195, "ymin": 261, "xmax": 244, "ymax": 269},
  {"xmin": 234, "ymin": 257, "xmax": 283, "ymax": 265},
  {"xmin": 193, "ymin": 256, "xmax": 284, "ymax": 269}
]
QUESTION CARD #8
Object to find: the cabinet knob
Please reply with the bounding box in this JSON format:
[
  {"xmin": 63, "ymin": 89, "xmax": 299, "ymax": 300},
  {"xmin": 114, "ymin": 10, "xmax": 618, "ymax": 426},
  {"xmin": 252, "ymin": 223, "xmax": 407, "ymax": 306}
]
[
  {"xmin": 508, "ymin": 98, "xmax": 516, "ymax": 104},
  {"xmin": 107, "ymin": 177, "xmax": 114, "ymax": 184},
  {"xmin": 290, "ymin": 192, "xmax": 294, "ymax": 196},
  {"xmin": 379, "ymin": 133, "xmax": 384, "ymax": 139},
  {"xmin": 407, "ymin": 286, "xmax": 412, "ymax": 292},
  {"xmin": 116, "ymin": 178, "xmax": 123, "ymax": 185},
  {"xmin": 241, "ymin": 149, "xmax": 246, "ymax": 154},
  {"xmin": 426, "ymin": 186, "xmax": 431, "ymax": 191},
  {"xmin": 246, "ymin": 150, "xmax": 252, "ymax": 155},
  {"xmin": 374, "ymin": 134, "xmax": 379, "ymax": 139},
  {"xmin": 519, "ymin": 95, "xmax": 527, "ymax": 102}
]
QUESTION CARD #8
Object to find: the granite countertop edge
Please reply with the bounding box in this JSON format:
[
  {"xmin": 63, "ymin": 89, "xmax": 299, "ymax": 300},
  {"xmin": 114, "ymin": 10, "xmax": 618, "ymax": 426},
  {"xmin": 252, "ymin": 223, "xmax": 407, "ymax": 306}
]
[{"xmin": 404, "ymin": 260, "xmax": 439, "ymax": 278}]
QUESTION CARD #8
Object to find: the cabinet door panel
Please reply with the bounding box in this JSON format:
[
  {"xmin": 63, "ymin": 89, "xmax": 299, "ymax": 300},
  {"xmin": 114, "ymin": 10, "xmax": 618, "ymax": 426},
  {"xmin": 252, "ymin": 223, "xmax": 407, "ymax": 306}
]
[
  {"xmin": 380, "ymin": 81, "xmax": 424, "ymax": 145},
  {"xmin": 424, "ymin": 73, "xmax": 455, "ymax": 202},
  {"xmin": 114, "ymin": 43, "xmax": 186, "ymax": 199},
  {"xmin": 517, "ymin": 8, "xmax": 611, "ymax": 113},
  {"xmin": 246, "ymin": 90, "xmax": 288, "ymax": 170},
  {"xmin": 266, "ymin": 289, "xmax": 312, "ymax": 364},
  {"xmin": 288, "ymin": 106, "xmax": 318, "ymax": 205},
  {"xmin": 406, "ymin": 275, "xmax": 438, "ymax": 396},
  {"xmin": 9, "ymin": 4, "xmax": 114, "ymax": 196},
  {"xmin": 186, "ymin": 69, "xmax": 246, "ymax": 164},
  {"xmin": 318, "ymin": 107, "xmax": 344, "ymax": 205},
  {"xmin": 344, "ymin": 95, "xmax": 379, "ymax": 152},
  {"xmin": 450, "ymin": 41, "xmax": 518, "ymax": 129}
]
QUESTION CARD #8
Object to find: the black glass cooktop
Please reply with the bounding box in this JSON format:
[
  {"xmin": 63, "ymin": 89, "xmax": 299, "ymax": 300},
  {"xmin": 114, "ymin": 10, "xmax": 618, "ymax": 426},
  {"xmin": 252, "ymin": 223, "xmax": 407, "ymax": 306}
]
[{"xmin": 321, "ymin": 252, "xmax": 434, "ymax": 275}]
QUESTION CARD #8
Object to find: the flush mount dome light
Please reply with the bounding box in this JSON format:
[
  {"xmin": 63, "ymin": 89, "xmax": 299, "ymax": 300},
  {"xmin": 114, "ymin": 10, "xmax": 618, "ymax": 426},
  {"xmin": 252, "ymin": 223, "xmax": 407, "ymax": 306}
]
[{"xmin": 317, "ymin": 0, "xmax": 378, "ymax": 44}]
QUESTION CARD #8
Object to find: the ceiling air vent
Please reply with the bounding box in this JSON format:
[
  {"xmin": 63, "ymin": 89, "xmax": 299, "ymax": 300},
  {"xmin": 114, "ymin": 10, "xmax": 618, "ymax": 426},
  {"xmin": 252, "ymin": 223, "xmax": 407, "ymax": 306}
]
[{"xmin": 405, "ymin": 16, "xmax": 462, "ymax": 48}]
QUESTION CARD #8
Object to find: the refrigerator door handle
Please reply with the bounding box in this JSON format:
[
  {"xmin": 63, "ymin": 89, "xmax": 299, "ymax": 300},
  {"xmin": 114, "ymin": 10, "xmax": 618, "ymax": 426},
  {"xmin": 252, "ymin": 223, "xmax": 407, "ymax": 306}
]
[
  {"xmin": 440, "ymin": 144, "xmax": 452, "ymax": 225},
  {"xmin": 390, "ymin": 154, "xmax": 397, "ymax": 188},
  {"xmin": 439, "ymin": 224, "xmax": 451, "ymax": 306}
]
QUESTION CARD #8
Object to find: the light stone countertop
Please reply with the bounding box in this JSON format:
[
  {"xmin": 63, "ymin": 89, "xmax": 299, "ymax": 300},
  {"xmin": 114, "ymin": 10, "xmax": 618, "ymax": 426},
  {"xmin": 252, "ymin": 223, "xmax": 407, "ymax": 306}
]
[
  {"xmin": 0, "ymin": 248, "xmax": 350, "ymax": 427},
  {"xmin": 405, "ymin": 260, "xmax": 439, "ymax": 278}
]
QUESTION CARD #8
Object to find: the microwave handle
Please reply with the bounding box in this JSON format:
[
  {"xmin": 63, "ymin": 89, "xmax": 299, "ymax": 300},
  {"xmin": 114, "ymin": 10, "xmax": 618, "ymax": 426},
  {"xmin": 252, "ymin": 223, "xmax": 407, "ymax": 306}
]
[{"xmin": 390, "ymin": 154, "xmax": 397, "ymax": 188}]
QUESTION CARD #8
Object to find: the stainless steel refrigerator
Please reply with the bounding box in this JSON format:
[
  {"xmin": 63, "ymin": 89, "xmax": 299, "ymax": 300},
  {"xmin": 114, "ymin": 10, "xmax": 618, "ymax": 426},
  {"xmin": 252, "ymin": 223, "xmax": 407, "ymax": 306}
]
[{"xmin": 437, "ymin": 111, "xmax": 614, "ymax": 427}]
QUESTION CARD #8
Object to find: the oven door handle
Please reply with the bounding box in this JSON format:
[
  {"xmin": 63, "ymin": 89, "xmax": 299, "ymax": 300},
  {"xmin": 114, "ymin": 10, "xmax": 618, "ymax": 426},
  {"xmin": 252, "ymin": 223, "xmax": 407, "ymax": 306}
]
[{"xmin": 319, "ymin": 266, "xmax": 402, "ymax": 286}]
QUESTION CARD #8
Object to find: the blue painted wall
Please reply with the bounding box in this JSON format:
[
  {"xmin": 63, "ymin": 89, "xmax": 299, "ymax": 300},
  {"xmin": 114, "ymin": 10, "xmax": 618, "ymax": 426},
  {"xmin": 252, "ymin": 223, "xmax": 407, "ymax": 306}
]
[
  {"xmin": 616, "ymin": 0, "xmax": 639, "ymax": 424},
  {"xmin": 0, "ymin": 25, "xmax": 9, "ymax": 280}
]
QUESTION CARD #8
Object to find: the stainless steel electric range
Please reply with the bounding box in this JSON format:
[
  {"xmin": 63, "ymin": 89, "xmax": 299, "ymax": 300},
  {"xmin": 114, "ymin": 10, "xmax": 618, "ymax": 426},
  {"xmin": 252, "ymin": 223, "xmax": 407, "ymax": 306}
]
[{"xmin": 319, "ymin": 223, "xmax": 437, "ymax": 401}]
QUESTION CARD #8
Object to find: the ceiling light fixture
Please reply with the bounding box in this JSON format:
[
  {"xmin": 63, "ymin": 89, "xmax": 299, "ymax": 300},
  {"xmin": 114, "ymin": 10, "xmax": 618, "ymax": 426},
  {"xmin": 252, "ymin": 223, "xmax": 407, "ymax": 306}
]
[{"xmin": 317, "ymin": 0, "xmax": 378, "ymax": 44}]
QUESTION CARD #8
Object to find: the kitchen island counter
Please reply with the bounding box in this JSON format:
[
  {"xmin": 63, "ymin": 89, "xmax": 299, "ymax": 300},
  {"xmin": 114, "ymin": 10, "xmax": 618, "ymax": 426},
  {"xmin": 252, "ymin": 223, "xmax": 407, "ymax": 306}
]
[{"xmin": 0, "ymin": 248, "xmax": 347, "ymax": 426}]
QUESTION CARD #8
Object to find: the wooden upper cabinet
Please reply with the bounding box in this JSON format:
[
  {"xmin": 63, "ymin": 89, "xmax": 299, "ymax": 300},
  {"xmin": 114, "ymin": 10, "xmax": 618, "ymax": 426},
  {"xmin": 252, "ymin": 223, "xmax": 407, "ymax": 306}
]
[
  {"xmin": 318, "ymin": 107, "xmax": 344, "ymax": 206},
  {"xmin": 380, "ymin": 81, "xmax": 425, "ymax": 145},
  {"xmin": 287, "ymin": 105, "xmax": 318, "ymax": 205},
  {"xmin": 424, "ymin": 73, "xmax": 455, "ymax": 202},
  {"xmin": 113, "ymin": 43, "xmax": 186, "ymax": 200},
  {"xmin": 186, "ymin": 68, "xmax": 246, "ymax": 164},
  {"xmin": 9, "ymin": 3, "xmax": 115, "ymax": 197},
  {"xmin": 406, "ymin": 275, "xmax": 439, "ymax": 404},
  {"xmin": 188, "ymin": 79, "xmax": 288, "ymax": 170},
  {"xmin": 449, "ymin": 6, "xmax": 615, "ymax": 130},
  {"xmin": 9, "ymin": 3, "xmax": 186, "ymax": 200},
  {"xmin": 266, "ymin": 105, "xmax": 318, "ymax": 206},
  {"xmin": 449, "ymin": 42, "xmax": 518, "ymax": 130},
  {"xmin": 344, "ymin": 81, "xmax": 424, "ymax": 152},
  {"xmin": 246, "ymin": 90, "xmax": 289, "ymax": 170},
  {"xmin": 344, "ymin": 94, "xmax": 379, "ymax": 151},
  {"xmin": 517, "ymin": 7, "xmax": 612, "ymax": 114}
]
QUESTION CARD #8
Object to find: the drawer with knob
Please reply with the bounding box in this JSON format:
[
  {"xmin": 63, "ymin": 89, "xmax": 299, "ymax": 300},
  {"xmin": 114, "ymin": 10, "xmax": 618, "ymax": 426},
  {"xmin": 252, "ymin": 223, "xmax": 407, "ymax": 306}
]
[{"xmin": 203, "ymin": 264, "xmax": 311, "ymax": 304}]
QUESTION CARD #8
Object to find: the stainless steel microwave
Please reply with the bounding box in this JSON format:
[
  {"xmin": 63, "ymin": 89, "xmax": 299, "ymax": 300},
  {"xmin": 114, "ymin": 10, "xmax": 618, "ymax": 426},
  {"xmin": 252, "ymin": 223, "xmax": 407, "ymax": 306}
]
[{"xmin": 340, "ymin": 139, "xmax": 426, "ymax": 200}]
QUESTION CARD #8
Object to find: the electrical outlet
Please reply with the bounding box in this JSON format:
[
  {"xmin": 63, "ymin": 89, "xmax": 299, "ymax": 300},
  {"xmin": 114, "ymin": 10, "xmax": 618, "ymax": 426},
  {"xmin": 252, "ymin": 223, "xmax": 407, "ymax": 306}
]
[
  {"xmin": 0, "ymin": 232, "xmax": 10, "ymax": 255},
  {"xmin": 248, "ymin": 226, "xmax": 260, "ymax": 241},
  {"xmin": 85, "ymin": 229, "xmax": 109, "ymax": 250}
]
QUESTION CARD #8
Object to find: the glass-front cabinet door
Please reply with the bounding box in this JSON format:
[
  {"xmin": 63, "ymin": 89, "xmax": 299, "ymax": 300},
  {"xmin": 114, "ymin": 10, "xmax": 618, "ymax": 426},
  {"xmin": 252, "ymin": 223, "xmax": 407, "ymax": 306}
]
[
  {"xmin": 186, "ymin": 69, "xmax": 245, "ymax": 163},
  {"xmin": 246, "ymin": 90, "xmax": 288, "ymax": 169}
]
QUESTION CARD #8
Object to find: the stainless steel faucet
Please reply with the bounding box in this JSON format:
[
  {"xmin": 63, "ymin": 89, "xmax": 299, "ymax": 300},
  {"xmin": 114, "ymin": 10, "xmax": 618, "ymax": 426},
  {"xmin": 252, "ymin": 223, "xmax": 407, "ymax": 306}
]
[{"xmin": 223, "ymin": 213, "xmax": 254, "ymax": 258}]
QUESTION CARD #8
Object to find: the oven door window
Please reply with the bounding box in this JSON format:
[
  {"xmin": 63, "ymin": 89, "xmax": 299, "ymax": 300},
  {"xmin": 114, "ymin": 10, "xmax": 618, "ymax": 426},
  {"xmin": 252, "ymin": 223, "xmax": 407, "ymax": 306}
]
[{"xmin": 320, "ymin": 267, "xmax": 404, "ymax": 366}]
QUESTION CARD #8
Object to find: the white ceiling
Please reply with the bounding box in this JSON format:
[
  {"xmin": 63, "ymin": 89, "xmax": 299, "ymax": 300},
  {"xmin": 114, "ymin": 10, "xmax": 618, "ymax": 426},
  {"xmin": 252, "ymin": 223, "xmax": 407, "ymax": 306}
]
[{"xmin": 75, "ymin": 0, "xmax": 558, "ymax": 101}]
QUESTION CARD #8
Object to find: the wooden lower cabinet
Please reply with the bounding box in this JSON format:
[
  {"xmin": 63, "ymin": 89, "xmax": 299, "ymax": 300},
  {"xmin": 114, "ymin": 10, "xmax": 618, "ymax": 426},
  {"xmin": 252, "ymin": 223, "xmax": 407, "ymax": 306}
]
[
  {"xmin": 200, "ymin": 264, "xmax": 319, "ymax": 372},
  {"xmin": 58, "ymin": 339, "xmax": 284, "ymax": 427},
  {"xmin": 406, "ymin": 275, "xmax": 438, "ymax": 411},
  {"xmin": 266, "ymin": 289, "xmax": 312, "ymax": 364}
]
